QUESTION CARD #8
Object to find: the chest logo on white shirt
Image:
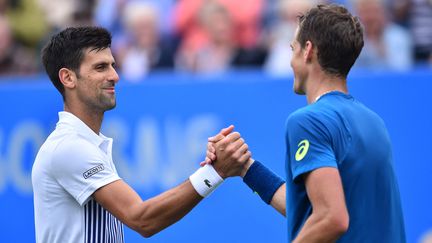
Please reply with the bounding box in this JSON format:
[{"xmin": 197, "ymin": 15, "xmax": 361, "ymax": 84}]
[
  {"xmin": 83, "ymin": 164, "xmax": 105, "ymax": 179},
  {"xmin": 295, "ymin": 140, "xmax": 310, "ymax": 161}
]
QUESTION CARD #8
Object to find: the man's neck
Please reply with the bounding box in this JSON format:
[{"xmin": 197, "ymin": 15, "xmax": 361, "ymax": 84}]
[
  {"xmin": 305, "ymin": 73, "xmax": 348, "ymax": 104},
  {"xmin": 64, "ymin": 104, "xmax": 103, "ymax": 134}
]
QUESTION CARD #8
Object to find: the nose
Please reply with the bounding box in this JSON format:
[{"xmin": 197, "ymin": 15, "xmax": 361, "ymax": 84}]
[{"xmin": 109, "ymin": 66, "xmax": 120, "ymax": 83}]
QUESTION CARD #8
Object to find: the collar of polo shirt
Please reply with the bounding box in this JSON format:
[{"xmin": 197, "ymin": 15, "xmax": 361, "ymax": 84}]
[{"xmin": 57, "ymin": 111, "xmax": 112, "ymax": 154}]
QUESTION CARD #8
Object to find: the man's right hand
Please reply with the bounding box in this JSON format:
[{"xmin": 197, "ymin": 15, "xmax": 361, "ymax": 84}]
[
  {"xmin": 200, "ymin": 126, "xmax": 232, "ymax": 165},
  {"xmin": 201, "ymin": 125, "xmax": 254, "ymax": 178}
]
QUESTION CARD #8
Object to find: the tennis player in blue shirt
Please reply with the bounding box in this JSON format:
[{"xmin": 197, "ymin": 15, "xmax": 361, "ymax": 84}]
[{"xmin": 206, "ymin": 4, "xmax": 406, "ymax": 242}]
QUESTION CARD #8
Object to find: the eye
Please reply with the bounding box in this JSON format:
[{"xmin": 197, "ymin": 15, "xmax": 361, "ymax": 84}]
[{"xmin": 96, "ymin": 64, "xmax": 107, "ymax": 71}]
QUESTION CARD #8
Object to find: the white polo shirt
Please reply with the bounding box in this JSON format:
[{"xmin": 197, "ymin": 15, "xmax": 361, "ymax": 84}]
[{"xmin": 32, "ymin": 111, "xmax": 124, "ymax": 243}]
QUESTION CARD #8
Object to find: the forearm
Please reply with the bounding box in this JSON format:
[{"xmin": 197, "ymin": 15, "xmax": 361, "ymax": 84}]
[
  {"xmin": 95, "ymin": 179, "xmax": 203, "ymax": 238},
  {"xmin": 132, "ymin": 180, "xmax": 202, "ymax": 237},
  {"xmin": 242, "ymin": 160, "xmax": 286, "ymax": 216},
  {"xmin": 293, "ymin": 213, "xmax": 345, "ymax": 243},
  {"xmin": 131, "ymin": 164, "xmax": 224, "ymax": 237},
  {"xmin": 270, "ymin": 183, "xmax": 286, "ymax": 216}
]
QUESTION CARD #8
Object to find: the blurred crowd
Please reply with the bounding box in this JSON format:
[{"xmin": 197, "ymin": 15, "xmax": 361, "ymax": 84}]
[{"xmin": 0, "ymin": 0, "xmax": 431, "ymax": 80}]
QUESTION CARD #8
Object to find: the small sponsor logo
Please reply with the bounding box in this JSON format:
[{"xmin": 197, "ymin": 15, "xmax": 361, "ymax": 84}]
[
  {"xmin": 83, "ymin": 164, "xmax": 104, "ymax": 179},
  {"xmin": 295, "ymin": 139, "xmax": 310, "ymax": 161},
  {"xmin": 204, "ymin": 179, "xmax": 212, "ymax": 188}
]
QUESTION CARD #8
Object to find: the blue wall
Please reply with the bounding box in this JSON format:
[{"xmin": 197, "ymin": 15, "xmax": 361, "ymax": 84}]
[{"xmin": 0, "ymin": 70, "xmax": 430, "ymax": 242}]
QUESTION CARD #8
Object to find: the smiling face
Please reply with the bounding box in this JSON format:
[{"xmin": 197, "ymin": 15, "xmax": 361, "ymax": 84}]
[{"xmin": 73, "ymin": 47, "xmax": 119, "ymax": 113}]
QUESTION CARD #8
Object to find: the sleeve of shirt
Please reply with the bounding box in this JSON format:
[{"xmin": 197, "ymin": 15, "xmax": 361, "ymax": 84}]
[
  {"xmin": 51, "ymin": 135, "xmax": 121, "ymax": 206},
  {"xmin": 286, "ymin": 110, "xmax": 337, "ymax": 183}
]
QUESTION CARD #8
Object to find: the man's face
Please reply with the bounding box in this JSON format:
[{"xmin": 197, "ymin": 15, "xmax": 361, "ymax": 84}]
[
  {"xmin": 290, "ymin": 27, "xmax": 307, "ymax": 95},
  {"xmin": 75, "ymin": 48, "xmax": 119, "ymax": 112}
]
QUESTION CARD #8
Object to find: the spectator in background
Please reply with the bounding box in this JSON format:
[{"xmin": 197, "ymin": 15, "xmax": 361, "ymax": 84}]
[
  {"xmin": 94, "ymin": 0, "xmax": 128, "ymax": 38},
  {"xmin": 176, "ymin": 1, "xmax": 266, "ymax": 74},
  {"xmin": 36, "ymin": 0, "xmax": 78, "ymax": 30},
  {"xmin": 0, "ymin": 0, "xmax": 6, "ymax": 13},
  {"xmin": 34, "ymin": 0, "xmax": 96, "ymax": 70},
  {"xmin": 353, "ymin": 0, "xmax": 413, "ymax": 70},
  {"xmin": 173, "ymin": 0, "xmax": 265, "ymax": 67},
  {"xmin": 0, "ymin": 16, "xmax": 37, "ymax": 75},
  {"xmin": 264, "ymin": 0, "xmax": 316, "ymax": 76},
  {"xmin": 5, "ymin": 0, "xmax": 48, "ymax": 49},
  {"xmin": 0, "ymin": 0, "xmax": 48, "ymax": 72},
  {"xmin": 393, "ymin": 0, "xmax": 432, "ymax": 64},
  {"xmin": 116, "ymin": 1, "xmax": 175, "ymax": 81},
  {"xmin": 176, "ymin": 1, "xmax": 234, "ymax": 73},
  {"xmin": 36, "ymin": 0, "xmax": 95, "ymax": 30},
  {"xmin": 94, "ymin": 0, "xmax": 177, "ymax": 49}
]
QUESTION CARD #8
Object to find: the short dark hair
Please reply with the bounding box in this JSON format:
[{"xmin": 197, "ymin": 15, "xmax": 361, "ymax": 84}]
[
  {"xmin": 297, "ymin": 4, "xmax": 364, "ymax": 77},
  {"xmin": 41, "ymin": 26, "xmax": 112, "ymax": 96}
]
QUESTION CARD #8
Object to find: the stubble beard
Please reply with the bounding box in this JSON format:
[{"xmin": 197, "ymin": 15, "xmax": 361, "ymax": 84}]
[{"xmin": 99, "ymin": 94, "xmax": 116, "ymax": 111}]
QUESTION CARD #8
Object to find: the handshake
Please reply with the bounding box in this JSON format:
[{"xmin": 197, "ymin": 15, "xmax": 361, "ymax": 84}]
[
  {"xmin": 189, "ymin": 124, "xmax": 285, "ymax": 211},
  {"xmin": 201, "ymin": 125, "xmax": 254, "ymax": 179},
  {"xmin": 188, "ymin": 125, "xmax": 254, "ymax": 199}
]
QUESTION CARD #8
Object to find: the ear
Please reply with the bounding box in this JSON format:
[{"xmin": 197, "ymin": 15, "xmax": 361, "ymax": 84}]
[
  {"xmin": 303, "ymin": 40, "xmax": 314, "ymax": 62},
  {"xmin": 58, "ymin": 68, "xmax": 77, "ymax": 89}
]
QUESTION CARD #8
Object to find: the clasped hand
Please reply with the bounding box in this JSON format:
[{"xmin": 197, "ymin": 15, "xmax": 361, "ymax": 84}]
[{"xmin": 201, "ymin": 125, "xmax": 252, "ymax": 178}]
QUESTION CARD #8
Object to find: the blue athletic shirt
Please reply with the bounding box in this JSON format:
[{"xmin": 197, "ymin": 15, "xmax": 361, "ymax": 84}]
[{"xmin": 285, "ymin": 91, "xmax": 405, "ymax": 242}]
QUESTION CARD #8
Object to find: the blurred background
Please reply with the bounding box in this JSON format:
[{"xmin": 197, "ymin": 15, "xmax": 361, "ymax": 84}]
[{"xmin": 0, "ymin": 0, "xmax": 431, "ymax": 242}]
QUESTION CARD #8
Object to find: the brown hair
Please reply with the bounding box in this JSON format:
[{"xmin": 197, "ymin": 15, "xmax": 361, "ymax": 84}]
[{"xmin": 297, "ymin": 4, "xmax": 364, "ymax": 77}]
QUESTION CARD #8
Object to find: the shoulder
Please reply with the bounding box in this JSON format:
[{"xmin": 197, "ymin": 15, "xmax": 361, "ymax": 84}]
[
  {"xmin": 53, "ymin": 133, "xmax": 96, "ymax": 157},
  {"xmin": 287, "ymin": 104, "xmax": 331, "ymax": 129},
  {"xmin": 287, "ymin": 106, "xmax": 312, "ymax": 124},
  {"xmin": 51, "ymin": 133, "xmax": 104, "ymax": 172},
  {"xmin": 285, "ymin": 101, "xmax": 349, "ymax": 144}
]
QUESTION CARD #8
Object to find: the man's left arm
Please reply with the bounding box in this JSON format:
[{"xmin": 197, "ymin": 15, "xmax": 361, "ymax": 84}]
[
  {"xmin": 293, "ymin": 167, "xmax": 349, "ymax": 243},
  {"xmin": 269, "ymin": 182, "xmax": 286, "ymax": 216},
  {"xmin": 204, "ymin": 129, "xmax": 287, "ymax": 216}
]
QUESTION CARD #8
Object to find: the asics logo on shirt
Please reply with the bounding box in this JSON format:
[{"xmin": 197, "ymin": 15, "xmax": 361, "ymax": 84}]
[{"xmin": 295, "ymin": 140, "xmax": 310, "ymax": 161}]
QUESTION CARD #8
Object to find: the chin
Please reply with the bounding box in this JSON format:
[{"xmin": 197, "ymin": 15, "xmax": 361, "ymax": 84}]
[
  {"xmin": 107, "ymin": 103, "xmax": 116, "ymax": 111},
  {"xmin": 103, "ymin": 101, "xmax": 116, "ymax": 111},
  {"xmin": 293, "ymin": 80, "xmax": 306, "ymax": 95},
  {"xmin": 294, "ymin": 89, "xmax": 304, "ymax": 95}
]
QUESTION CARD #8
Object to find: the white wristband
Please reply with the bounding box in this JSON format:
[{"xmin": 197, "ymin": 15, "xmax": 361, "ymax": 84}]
[{"xmin": 189, "ymin": 164, "xmax": 224, "ymax": 197}]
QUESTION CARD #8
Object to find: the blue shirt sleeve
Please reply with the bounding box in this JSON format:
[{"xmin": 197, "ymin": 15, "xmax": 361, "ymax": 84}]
[{"xmin": 286, "ymin": 110, "xmax": 337, "ymax": 182}]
